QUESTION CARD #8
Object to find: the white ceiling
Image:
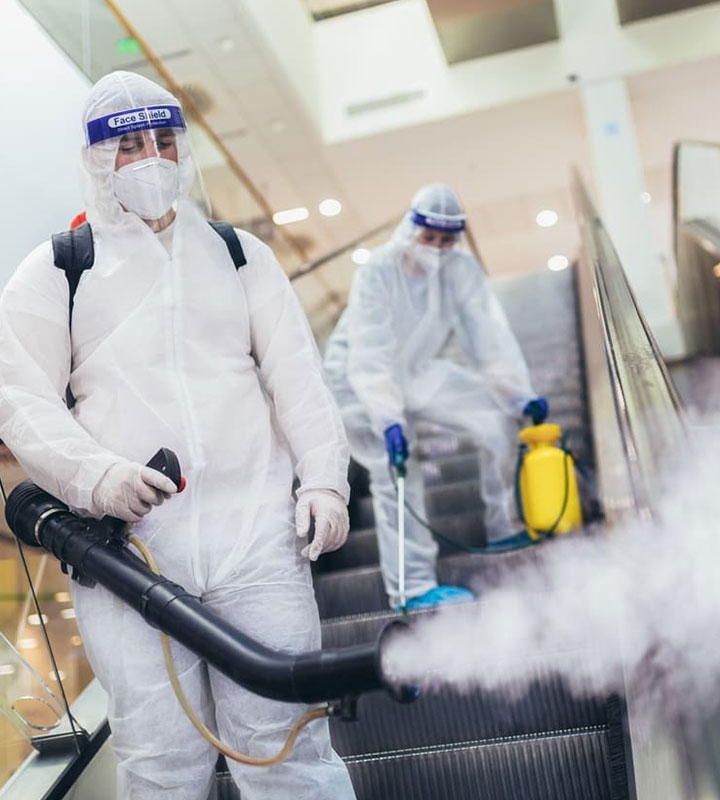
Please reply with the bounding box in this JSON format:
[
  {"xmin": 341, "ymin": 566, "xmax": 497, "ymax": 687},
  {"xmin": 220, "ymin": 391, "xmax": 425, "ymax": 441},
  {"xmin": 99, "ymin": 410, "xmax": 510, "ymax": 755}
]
[
  {"xmin": 31, "ymin": 0, "xmax": 720, "ymax": 280},
  {"xmin": 102, "ymin": 0, "xmax": 592, "ymax": 276},
  {"xmin": 321, "ymin": 87, "xmax": 593, "ymax": 276}
]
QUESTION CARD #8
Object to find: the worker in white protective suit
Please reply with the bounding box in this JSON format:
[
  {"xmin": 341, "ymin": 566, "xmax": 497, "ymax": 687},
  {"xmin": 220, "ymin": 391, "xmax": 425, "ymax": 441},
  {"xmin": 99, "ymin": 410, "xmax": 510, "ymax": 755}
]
[
  {"xmin": 324, "ymin": 184, "xmax": 547, "ymax": 611},
  {"xmin": 0, "ymin": 71, "xmax": 357, "ymax": 800}
]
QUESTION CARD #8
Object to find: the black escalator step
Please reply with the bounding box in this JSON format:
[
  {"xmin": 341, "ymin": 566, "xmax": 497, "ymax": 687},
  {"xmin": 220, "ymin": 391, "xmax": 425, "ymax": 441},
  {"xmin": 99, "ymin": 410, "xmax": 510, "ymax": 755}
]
[
  {"xmin": 330, "ymin": 670, "xmax": 609, "ymax": 756},
  {"xmin": 316, "ymin": 528, "xmax": 380, "ymax": 571},
  {"xmin": 426, "ymin": 480, "xmax": 482, "ymax": 517},
  {"xmin": 316, "ymin": 509, "xmax": 487, "ymax": 573},
  {"xmin": 344, "ymin": 728, "xmax": 620, "ymax": 800},
  {"xmin": 315, "ymin": 548, "xmax": 546, "ymax": 619},
  {"xmin": 354, "ymin": 479, "xmax": 483, "ymax": 529},
  {"xmin": 214, "ymin": 763, "xmax": 240, "ymax": 799},
  {"xmin": 421, "ymin": 453, "xmax": 479, "ymax": 486},
  {"xmin": 323, "ymin": 609, "xmax": 410, "ymax": 647},
  {"xmin": 315, "ymin": 564, "xmax": 387, "ymax": 618}
]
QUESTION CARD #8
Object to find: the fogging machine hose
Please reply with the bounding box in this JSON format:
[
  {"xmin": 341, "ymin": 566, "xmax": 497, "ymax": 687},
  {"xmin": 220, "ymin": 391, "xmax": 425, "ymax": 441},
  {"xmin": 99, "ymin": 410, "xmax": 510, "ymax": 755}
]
[
  {"xmin": 129, "ymin": 534, "xmax": 326, "ymax": 767},
  {"xmin": 5, "ymin": 481, "xmax": 417, "ymax": 708}
]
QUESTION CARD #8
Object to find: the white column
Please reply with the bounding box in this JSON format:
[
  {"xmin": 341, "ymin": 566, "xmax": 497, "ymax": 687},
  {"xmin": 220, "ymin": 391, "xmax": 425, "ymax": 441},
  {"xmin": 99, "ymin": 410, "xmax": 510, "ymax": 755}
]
[
  {"xmin": 580, "ymin": 77, "xmax": 685, "ymax": 359},
  {"xmin": 554, "ymin": 0, "xmax": 686, "ymax": 359}
]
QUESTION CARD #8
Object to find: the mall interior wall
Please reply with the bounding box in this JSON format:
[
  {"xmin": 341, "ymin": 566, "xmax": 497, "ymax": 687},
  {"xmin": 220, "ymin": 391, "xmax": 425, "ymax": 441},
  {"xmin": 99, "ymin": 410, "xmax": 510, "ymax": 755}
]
[{"xmin": 0, "ymin": 1, "xmax": 90, "ymax": 287}]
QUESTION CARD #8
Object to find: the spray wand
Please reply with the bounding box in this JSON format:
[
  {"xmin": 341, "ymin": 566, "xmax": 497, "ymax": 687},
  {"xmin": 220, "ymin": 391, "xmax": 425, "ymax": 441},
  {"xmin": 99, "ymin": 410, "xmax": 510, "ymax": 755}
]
[{"xmin": 394, "ymin": 453, "xmax": 408, "ymax": 613}]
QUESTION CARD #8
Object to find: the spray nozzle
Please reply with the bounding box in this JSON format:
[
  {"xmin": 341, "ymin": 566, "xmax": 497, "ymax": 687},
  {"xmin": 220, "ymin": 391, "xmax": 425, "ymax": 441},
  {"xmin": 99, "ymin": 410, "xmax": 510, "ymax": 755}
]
[{"xmin": 523, "ymin": 397, "xmax": 549, "ymax": 426}]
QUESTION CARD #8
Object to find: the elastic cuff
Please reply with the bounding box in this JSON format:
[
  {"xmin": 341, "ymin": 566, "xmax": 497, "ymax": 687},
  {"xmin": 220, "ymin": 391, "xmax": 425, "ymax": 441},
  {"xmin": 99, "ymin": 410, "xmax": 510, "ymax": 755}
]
[{"xmin": 296, "ymin": 484, "xmax": 350, "ymax": 505}]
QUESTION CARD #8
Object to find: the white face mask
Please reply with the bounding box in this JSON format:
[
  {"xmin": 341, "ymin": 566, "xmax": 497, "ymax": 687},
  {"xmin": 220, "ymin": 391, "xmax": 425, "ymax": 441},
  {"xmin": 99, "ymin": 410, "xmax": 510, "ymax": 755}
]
[
  {"xmin": 112, "ymin": 157, "xmax": 179, "ymax": 220},
  {"xmin": 412, "ymin": 243, "xmax": 448, "ymax": 274}
]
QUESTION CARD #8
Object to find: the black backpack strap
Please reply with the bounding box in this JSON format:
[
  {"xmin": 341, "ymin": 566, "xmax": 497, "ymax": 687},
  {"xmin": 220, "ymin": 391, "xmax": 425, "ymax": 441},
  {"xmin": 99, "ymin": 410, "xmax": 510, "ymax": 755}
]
[
  {"xmin": 208, "ymin": 220, "xmax": 247, "ymax": 269},
  {"xmin": 51, "ymin": 222, "xmax": 95, "ymax": 326},
  {"xmin": 51, "ymin": 220, "xmax": 245, "ymax": 317}
]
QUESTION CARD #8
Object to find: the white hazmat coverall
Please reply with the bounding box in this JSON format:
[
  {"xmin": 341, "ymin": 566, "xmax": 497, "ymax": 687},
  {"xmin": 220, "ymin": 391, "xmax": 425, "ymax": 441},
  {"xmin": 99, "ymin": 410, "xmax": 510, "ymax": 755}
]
[
  {"xmin": 324, "ymin": 186, "xmax": 535, "ymax": 608},
  {"xmin": 0, "ymin": 71, "xmax": 356, "ymax": 800}
]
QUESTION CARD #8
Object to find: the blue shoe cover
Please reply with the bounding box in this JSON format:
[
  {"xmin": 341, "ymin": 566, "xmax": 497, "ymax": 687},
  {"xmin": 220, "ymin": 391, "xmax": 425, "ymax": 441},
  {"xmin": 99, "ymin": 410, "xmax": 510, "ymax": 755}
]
[{"xmin": 400, "ymin": 585, "xmax": 475, "ymax": 611}]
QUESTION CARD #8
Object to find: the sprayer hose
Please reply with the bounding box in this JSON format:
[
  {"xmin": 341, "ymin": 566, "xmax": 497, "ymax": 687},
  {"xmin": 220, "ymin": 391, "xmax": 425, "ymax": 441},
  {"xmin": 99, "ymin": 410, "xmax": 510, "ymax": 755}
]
[{"xmin": 128, "ymin": 534, "xmax": 328, "ymax": 767}]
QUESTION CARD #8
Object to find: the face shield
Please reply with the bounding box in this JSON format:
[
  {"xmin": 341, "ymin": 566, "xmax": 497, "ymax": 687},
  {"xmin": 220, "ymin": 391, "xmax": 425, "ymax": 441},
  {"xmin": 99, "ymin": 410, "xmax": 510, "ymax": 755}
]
[
  {"xmin": 81, "ymin": 71, "xmax": 201, "ymax": 227},
  {"xmin": 391, "ymin": 183, "xmax": 468, "ymax": 274}
]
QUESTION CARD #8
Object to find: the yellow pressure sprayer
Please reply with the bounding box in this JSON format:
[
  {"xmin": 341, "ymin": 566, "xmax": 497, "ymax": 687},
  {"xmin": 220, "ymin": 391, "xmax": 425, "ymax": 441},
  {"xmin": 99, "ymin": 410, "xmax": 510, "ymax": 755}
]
[{"xmin": 516, "ymin": 423, "xmax": 582, "ymax": 540}]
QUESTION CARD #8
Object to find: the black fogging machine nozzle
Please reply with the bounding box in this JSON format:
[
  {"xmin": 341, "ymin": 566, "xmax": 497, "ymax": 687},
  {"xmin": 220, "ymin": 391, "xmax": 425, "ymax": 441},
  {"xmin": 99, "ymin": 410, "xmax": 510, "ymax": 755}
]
[
  {"xmin": 5, "ymin": 480, "xmax": 69, "ymax": 547},
  {"xmin": 5, "ymin": 480, "xmax": 417, "ymax": 707}
]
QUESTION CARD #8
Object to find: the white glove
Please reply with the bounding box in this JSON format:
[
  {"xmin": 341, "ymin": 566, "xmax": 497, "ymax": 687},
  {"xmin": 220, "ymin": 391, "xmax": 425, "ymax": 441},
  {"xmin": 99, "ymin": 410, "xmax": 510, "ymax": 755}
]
[
  {"xmin": 295, "ymin": 489, "xmax": 349, "ymax": 561},
  {"xmin": 92, "ymin": 462, "xmax": 177, "ymax": 523}
]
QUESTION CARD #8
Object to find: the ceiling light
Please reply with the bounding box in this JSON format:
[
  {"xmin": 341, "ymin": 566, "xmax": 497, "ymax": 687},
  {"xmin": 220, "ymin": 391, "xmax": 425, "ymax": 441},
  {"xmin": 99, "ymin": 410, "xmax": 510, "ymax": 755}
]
[
  {"xmin": 54, "ymin": 592, "xmax": 71, "ymax": 603},
  {"xmin": 547, "ymin": 255, "xmax": 569, "ymax": 271},
  {"xmin": 49, "ymin": 670, "xmax": 66, "ymax": 682},
  {"xmin": 352, "ymin": 248, "xmax": 371, "ymax": 265},
  {"xmin": 18, "ymin": 638, "xmax": 38, "ymax": 650},
  {"xmin": 272, "ymin": 207, "xmax": 309, "ymax": 225},
  {"xmin": 0, "ymin": 665, "xmax": 15, "ymax": 676},
  {"xmin": 28, "ymin": 614, "xmax": 48, "ymax": 626},
  {"xmin": 319, "ymin": 199, "xmax": 342, "ymax": 217},
  {"xmin": 536, "ymin": 210, "xmax": 558, "ymax": 228},
  {"xmin": 71, "ymin": 635, "xmax": 83, "ymax": 647},
  {"xmin": 641, "ymin": 192, "xmax": 652, "ymax": 204},
  {"xmin": 60, "ymin": 608, "xmax": 76, "ymax": 620}
]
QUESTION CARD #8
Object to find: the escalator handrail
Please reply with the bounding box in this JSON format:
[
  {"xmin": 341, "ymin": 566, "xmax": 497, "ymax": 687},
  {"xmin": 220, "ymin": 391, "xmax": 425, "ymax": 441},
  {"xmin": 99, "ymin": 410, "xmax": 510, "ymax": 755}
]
[
  {"xmin": 288, "ymin": 218, "xmax": 400, "ymax": 282},
  {"xmin": 572, "ymin": 169, "xmax": 687, "ymax": 517}
]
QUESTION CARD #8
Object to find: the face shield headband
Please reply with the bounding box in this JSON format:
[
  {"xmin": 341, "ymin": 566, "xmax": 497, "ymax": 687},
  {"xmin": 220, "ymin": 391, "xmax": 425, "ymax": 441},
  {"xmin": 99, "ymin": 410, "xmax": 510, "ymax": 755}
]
[
  {"xmin": 410, "ymin": 208, "xmax": 465, "ymax": 233},
  {"xmin": 85, "ymin": 104, "xmax": 186, "ymax": 146}
]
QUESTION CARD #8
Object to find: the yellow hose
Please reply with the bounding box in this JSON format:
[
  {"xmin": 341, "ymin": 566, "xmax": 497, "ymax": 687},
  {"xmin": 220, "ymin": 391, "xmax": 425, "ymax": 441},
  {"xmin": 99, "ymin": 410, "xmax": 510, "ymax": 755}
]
[{"xmin": 129, "ymin": 534, "xmax": 328, "ymax": 767}]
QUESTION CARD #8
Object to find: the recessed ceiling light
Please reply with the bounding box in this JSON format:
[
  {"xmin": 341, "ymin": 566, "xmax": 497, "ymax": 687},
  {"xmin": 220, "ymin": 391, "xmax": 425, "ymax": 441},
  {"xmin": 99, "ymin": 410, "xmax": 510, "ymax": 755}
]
[
  {"xmin": 319, "ymin": 199, "xmax": 342, "ymax": 217},
  {"xmin": 272, "ymin": 207, "xmax": 309, "ymax": 225},
  {"xmin": 28, "ymin": 613, "xmax": 48, "ymax": 626},
  {"xmin": 60, "ymin": 608, "xmax": 76, "ymax": 620},
  {"xmin": 0, "ymin": 665, "xmax": 15, "ymax": 676},
  {"xmin": 18, "ymin": 638, "xmax": 38, "ymax": 650},
  {"xmin": 536, "ymin": 210, "xmax": 558, "ymax": 228},
  {"xmin": 352, "ymin": 248, "xmax": 371, "ymax": 265},
  {"xmin": 54, "ymin": 592, "xmax": 71, "ymax": 603},
  {"xmin": 71, "ymin": 635, "xmax": 83, "ymax": 647},
  {"xmin": 49, "ymin": 670, "xmax": 66, "ymax": 682},
  {"xmin": 547, "ymin": 255, "xmax": 569, "ymax": 271},
  {"xmin": 641, "ymin": 192, "xmax": 652, "ymax": 204}
]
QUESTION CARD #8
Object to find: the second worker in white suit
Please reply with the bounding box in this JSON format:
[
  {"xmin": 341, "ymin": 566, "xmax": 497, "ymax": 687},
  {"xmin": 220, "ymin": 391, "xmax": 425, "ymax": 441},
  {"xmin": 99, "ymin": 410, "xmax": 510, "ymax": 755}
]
[{"xmin": 324, "ymin": 184, "xmax": 546, "ymax": 611}]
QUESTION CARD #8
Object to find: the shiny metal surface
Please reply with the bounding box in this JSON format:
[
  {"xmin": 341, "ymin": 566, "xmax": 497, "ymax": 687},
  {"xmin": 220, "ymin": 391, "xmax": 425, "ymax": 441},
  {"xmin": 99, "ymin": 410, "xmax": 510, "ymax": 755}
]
[
  {"xmin": 573, "ymin": 170, "xmax": 686, "ymax": 515},
  {"xmin": 673, "ymin": 141, "xmax": 720, "ymax": 357},
  {"xmin": 572, "ymin": 170, "xmax": 715, "ymax": 800}
]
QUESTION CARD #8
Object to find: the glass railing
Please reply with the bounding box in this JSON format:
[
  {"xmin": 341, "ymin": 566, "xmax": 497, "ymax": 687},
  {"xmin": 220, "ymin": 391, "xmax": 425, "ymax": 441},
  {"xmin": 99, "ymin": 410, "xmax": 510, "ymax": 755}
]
[
  {"xmin": 0, "ymin": 450, "xmax": 95, "ymax": 788},
  {"xmin": 290, "ymin": 219, "xmax": 398, "ymax": 348},
  {"xmin": 672, "ymin": 140, "xmax": 720, "ymax": 357},
  {"xmin": 18, "ymin": 0, "xmax": 307, "ymax": 272}
]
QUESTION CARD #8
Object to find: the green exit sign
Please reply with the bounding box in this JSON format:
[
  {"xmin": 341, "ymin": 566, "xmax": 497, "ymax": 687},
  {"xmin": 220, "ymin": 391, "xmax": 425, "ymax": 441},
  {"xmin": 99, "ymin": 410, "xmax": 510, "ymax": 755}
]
[{"xmin": 117, "ymin": 37, "xmax": 142, "ymax": 56}]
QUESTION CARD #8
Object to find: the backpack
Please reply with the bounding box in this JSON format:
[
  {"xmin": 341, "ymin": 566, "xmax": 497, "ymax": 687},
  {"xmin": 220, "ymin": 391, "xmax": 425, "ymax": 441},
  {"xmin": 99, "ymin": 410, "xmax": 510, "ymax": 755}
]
[
  {"xmin": 51, "ymin": 219, "xmax": 247, "ymax": 326},
  {"xmin": 51, "ymin": 219, "xmax": 247, "ymax": 408}
]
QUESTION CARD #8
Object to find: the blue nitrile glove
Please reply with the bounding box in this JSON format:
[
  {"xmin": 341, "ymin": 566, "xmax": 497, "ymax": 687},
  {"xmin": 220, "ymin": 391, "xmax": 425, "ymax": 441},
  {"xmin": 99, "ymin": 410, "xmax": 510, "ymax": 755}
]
[
  {"xmin": 384, "ymin": 424, "xmax": 409, "ymax": 471},
  {"xmin": 523, "ymin": 397, "xmax": 549, "ymax": 425}
]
